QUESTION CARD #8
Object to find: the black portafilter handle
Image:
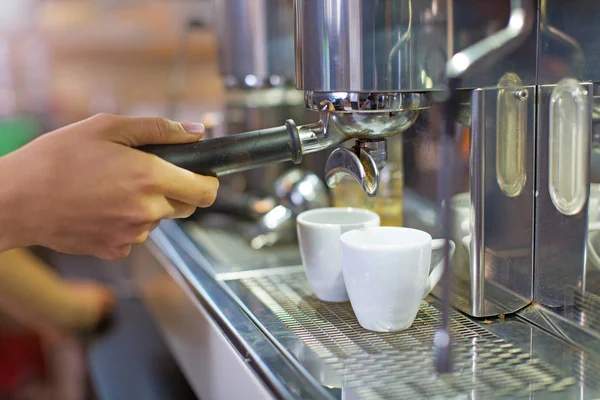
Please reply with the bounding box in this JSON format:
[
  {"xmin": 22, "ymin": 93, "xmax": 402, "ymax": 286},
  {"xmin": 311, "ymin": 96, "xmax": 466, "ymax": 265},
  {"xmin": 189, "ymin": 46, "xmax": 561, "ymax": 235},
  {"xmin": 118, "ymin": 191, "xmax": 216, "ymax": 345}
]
[{"xmin": 136, "ymin": 120, "xmax": 304, "ymax": 177}]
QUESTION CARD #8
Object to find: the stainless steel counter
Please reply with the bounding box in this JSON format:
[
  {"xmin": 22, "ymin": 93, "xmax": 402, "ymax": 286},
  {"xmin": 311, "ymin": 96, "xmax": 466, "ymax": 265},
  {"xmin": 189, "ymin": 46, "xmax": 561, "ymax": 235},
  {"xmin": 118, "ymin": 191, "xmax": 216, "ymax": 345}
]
[{"xmin": 131, "ymin": 219, "xmax": 600, "ymax": 400}]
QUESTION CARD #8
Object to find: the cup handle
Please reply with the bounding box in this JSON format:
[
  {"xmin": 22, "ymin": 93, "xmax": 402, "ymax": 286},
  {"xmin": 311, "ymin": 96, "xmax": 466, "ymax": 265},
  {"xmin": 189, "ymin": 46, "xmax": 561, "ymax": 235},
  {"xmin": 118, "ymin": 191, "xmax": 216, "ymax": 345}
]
[
  {"xmin": 423, "ymin": 239, "xmax": 456, "ymax": 297},
  {"xmin": 461, "ymin": 235, "xmax": 471, "ymax": 261},
  {"xmin": 460, "ymin": 219, "xmax": 470, "ymax": 236},
  {"xmin": 589, "ymin": 221, "xmax": 600, "ymax": 233}
]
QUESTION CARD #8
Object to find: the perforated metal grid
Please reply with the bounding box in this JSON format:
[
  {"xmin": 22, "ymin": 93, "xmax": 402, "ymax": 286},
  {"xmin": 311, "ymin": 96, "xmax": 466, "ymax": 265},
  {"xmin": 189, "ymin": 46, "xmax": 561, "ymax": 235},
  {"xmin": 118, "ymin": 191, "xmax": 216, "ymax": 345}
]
[
  {"xmin": 241, "ymin": 271, "xmax": 577, "ymax": 399},
  {"xmin": 571, "ymin": 287, "xmax": 600, "ymax": 332},
  {"xmin": 184, "ymin": 223, "xmax": 301, "ymax": 275}
]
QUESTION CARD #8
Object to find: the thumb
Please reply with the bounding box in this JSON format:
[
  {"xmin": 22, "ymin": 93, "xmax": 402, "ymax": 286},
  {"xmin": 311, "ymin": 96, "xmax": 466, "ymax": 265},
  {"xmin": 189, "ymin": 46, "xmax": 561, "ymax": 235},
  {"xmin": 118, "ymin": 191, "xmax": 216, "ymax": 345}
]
[{"xmin": 103, "ymin": 115, "xmax": 205, "ymax": 147}]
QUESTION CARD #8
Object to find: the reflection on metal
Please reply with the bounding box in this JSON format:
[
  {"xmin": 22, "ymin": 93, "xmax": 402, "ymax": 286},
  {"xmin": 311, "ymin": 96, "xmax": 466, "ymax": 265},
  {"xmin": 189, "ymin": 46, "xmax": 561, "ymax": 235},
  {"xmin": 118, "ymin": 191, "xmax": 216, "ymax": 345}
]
[
  {"xmin": 294, "ymin": 0, "xmax": 447, "ymax": 93},
  {"xmin": 183, "ymin": 222, "xmax": 302, "ymax": 276},
  {"xmin": 325, "ymin": 147, "xmax": 379, "ymax": 197},
  {"xmin": 325, "ymin": 140, "xmax": 387, "ymax": 197},
  {"xmin": 496, "ymin": 73, "xmax": 528, "ymax": 197},
  {"xmin": 549, "ymin": 78, "xmax": 589, "ymax": 216},
  {"xmin": 518, "ymin": 302, "xmax": 600, "ymax": 355},
  {"xmin": 215, "ymin": 0, "xmax": 296, "ymax": 89},
  {"xmin": 517, "ymin": 304, "xmax": 600, "ymax": 398},
  {"xmin": 445, "ymin": 0, "xmax": 534, "ymax": 79},
  {"xmin": 247, "ymin": 169, "xmax": 330, "ymax": 250},
  {"xmin": 250, "ymin": 205, "xmax": 294, "ymax": 250},
  {"xmin": 539, "ymin": 0, "xmax": 585, "ymax": 78},
  {"xmin": 134, "ymin": 223, "xmax": 334, "ymax": 400},
  {"xmin": 304, "ymin": 92, "xmax": 431, "ymax": 113},
  {"xmin": 571, "ymin": 288, "xmax": 600, "ymax": 332},
  {"xmin": 437, "ymin": 0, "xmax": 534, "ymax": 375},
  {"xmin": 534, "ymin": 82, "xmax": 592, "ymax": 309},
  {"xmin": 130, "ymin": 243, "xmax": 278, "ymax": 400},
  {"xmin": 593, "ymin": 93, "xmax": 600, "ymax": 154},
  {"xmin": 386, "ymin": 0, "xmax": 413, "ymax": 91},
  {"xmin": 439, "ymin": 85, "xmax": 535, "ymax": 318},
  {"xmin": 231, "ymin": 270, "xmax": 578, "ymax": 398}
]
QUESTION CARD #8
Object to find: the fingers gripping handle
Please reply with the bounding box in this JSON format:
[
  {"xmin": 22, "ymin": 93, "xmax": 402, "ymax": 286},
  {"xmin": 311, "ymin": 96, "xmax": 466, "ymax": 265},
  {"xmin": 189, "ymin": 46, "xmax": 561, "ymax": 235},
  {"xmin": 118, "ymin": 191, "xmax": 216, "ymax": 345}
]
[{"xmin": 137, "ymin": 120, "xmax": 303, "ymax": 177}]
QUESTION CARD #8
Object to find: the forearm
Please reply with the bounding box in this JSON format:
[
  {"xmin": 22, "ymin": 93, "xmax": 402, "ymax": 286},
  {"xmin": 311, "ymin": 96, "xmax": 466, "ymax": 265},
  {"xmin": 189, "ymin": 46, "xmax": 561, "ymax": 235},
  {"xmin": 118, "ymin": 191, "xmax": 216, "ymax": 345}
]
[{"xmin": 0, "ymin": 248, "xmax": 102, "ymax": 332}]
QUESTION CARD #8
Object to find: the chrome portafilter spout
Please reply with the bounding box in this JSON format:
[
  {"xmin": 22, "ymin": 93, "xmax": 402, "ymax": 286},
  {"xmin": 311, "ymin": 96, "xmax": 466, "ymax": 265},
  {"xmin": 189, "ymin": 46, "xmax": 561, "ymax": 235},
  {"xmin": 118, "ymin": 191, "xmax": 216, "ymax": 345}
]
[{"xmin": 325, "ymin": 139, "xmax": 387, "ymax": 197}]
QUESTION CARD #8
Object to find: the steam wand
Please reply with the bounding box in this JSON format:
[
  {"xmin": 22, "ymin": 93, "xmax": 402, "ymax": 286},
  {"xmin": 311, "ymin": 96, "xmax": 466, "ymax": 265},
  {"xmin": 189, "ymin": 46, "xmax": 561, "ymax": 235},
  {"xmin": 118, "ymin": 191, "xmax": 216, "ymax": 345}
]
[{"xmin": 434, "ymin": 77, "xmax": 461, "ymax": 374}]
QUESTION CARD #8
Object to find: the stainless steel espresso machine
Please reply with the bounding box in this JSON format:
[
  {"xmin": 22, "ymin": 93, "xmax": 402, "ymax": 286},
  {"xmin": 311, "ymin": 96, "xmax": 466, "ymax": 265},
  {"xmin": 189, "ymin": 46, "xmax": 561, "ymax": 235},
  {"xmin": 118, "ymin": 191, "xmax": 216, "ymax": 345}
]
[{"xmin": 131, "ymin": 1, "xmax": 600, "ymax": 399}]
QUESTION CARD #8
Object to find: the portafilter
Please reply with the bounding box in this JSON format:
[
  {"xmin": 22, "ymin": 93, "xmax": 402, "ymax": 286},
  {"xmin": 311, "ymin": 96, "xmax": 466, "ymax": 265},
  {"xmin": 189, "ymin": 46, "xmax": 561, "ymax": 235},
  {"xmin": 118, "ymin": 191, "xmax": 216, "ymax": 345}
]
[{"xmin": 138, "ymin": 93, "xmax": 430, "ymax": 197}]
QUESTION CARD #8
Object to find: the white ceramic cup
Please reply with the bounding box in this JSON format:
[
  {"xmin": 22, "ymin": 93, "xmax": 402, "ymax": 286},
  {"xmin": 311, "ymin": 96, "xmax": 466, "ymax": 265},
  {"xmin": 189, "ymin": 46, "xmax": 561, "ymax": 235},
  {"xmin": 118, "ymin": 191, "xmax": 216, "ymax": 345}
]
[
  {"xmin": 590, "ymin": 183, "xmax": 600, "ymax": 224},
  {"xmin": 586, "ymin": 221, "xmax": 600, "ymax": 270},
  {"xmin": 583, "ymin": 184, "xmax": 600, "ymax": 270},
  {"xmin": 450, "ymin": 193, "xmax": 470, "ymax": 267},
  {"xmin": 340, "ymin": 227, "xmax": 455, "ymax": 332},
  {"xmin": 451, "ymin": 192, "xmax": 470, "ymax": 227},
  {"xmin": 297, "ymin": 208, "xmax": 380, "ymax": 302}
]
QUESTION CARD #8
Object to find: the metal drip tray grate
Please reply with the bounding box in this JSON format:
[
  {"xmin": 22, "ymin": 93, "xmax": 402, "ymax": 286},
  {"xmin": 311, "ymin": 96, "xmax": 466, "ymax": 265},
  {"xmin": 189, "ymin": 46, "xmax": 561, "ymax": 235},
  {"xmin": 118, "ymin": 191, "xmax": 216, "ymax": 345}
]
[
  {"xmin": 239, "ymin": 272, "xmax": 577, "ymax": 399},
  {"xmin": 570, "ymin": 286, "xmax": 600, "ymax": 332},
  {"xmin": 184, "ymin": 222, "xmax": 301, "ymax": 276}
]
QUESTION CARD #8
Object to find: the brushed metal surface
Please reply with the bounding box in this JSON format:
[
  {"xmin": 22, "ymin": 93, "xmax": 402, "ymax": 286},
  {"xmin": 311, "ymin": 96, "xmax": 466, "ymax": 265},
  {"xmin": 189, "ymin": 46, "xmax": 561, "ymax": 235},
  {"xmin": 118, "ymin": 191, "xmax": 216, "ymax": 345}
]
[
  {"xmin": 225, "ymin": 269, "xmax": 594, "ymax": 399},
  {"xmin": 134, "ymin": 222, "xmax": 600, "ymax": 399},
  {"xmin": 130, "ymin": 243, "xmax": 276, "ymax": 400}
]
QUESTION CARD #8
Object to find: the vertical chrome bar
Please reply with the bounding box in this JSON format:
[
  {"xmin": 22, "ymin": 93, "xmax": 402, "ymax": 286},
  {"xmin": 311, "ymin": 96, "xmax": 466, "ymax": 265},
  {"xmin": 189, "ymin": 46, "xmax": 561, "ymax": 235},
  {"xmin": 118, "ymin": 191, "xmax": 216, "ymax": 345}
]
[
  {"xmin": 347, "ymin": 0, "xmax": 363, "ymax": 88},
  {"xmin": 435, "ymin": 76, "xmax": 461, "ymax": 374},
  {"xmin": 293, "ymin": 0, "xmax": 303, "ymax": 88},
  {"xmin": 470, "ymin": 88, "xmax": 486, "ymax": 315}
]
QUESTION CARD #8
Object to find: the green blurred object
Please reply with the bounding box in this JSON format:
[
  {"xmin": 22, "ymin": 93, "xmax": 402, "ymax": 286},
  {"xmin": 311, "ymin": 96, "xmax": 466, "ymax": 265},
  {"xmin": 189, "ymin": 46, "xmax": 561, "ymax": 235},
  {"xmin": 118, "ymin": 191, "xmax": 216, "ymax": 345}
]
[{"xmin": 0, "ymin": 116, "xmax": 40, "ymax": 156}]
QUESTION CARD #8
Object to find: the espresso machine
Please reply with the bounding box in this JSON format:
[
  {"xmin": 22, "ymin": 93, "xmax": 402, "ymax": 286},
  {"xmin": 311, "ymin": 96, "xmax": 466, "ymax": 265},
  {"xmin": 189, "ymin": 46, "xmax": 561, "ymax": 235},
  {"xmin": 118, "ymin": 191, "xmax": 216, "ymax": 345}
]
[
  {"xmin": 143, "ymin": 0, "xmax": 532, "ymax": 317},
  {"xmin": 131, "ymin": 1, "xmax": 600, "ymax": 398}
]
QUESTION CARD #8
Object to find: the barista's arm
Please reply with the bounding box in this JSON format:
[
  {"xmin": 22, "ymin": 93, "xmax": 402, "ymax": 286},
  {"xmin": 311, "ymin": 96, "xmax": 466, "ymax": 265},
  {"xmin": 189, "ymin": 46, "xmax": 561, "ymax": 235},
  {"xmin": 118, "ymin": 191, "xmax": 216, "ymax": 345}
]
[
  {"xmin": 0, "ymin": 248, "xmax": 114, "ymax": 336},
  {"xmin": 0, "ymin": 114, "xmax": 219, "ymax": 259}
]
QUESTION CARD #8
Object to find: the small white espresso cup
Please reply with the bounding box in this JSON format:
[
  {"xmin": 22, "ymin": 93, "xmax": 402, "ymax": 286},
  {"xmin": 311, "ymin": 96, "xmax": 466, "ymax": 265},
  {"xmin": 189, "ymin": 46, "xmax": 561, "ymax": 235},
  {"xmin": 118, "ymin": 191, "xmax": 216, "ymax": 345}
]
[
  {"xmin": 297, "ymin": 208, "xmax": 380, "ymax": 302},
  {"xmin": 340, "ymin": 227, "xmax": 455, "ymax": 332}
]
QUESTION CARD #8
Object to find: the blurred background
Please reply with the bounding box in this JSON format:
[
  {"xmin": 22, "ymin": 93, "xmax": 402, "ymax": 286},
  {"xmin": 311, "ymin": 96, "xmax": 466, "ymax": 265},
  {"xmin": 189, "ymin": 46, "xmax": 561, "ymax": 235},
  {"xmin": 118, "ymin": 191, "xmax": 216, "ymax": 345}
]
[
  {"xmin": 0, "ymin": 0, "xmax": 221, "ymax": 132},
  {"xmin": 0, "ymin": 1, "xmax": 219, "ymax": 399}
]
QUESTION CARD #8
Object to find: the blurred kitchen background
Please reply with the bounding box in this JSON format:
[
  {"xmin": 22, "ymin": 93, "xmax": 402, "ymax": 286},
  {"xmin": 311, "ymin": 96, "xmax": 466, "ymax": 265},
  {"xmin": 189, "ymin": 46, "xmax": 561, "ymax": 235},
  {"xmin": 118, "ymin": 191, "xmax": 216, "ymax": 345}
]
[{"xmin": 0, "ymin": 0, "xmax": 222, "ymax": 131}]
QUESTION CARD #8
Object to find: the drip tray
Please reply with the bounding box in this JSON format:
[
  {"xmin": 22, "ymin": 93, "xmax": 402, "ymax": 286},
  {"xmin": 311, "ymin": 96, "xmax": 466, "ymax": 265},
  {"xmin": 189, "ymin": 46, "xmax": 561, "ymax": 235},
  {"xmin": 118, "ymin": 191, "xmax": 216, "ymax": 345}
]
[{"xmin": 224, "ymin": 270, "xmax": 587, "ymax": 399}]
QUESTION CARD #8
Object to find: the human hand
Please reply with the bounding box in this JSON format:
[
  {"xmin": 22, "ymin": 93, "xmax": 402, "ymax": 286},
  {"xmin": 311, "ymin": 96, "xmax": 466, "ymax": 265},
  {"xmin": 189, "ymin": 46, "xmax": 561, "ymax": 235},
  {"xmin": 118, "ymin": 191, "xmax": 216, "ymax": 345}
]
[{"xmin": 0, "ymin": 113, "xmax": 219, "ymax": 259}]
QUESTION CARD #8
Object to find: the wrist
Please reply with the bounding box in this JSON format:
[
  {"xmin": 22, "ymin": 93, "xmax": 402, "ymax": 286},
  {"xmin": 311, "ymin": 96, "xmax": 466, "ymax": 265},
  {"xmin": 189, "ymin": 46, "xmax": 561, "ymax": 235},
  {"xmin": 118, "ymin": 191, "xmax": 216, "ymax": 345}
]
[{"xmin": 0, "ymin": 155, "xmax": 28, "ymax": 252}]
